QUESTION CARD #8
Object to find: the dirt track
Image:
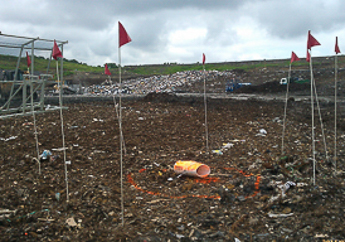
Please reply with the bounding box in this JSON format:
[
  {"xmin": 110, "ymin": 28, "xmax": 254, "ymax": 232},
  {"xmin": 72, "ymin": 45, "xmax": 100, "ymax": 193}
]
[{"xmin": 1, "ymin": 92, "xmax": 345, "ymax": 241}]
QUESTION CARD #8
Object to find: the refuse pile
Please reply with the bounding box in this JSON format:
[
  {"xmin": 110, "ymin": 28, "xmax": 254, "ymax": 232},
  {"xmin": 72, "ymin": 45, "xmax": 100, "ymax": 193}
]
[{"xmin": 81, "ymin": 70, "xmax": 236, "ymax": 95}]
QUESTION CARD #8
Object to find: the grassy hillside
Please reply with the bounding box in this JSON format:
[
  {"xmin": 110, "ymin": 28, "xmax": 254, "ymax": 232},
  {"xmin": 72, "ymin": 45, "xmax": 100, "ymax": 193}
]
[{"xmin": 1, "ymin": 53, "xmax": 344, "ymax": 79}]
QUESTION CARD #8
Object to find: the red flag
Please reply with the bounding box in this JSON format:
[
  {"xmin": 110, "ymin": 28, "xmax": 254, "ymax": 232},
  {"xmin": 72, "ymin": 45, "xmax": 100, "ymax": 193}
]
[
  {"xmin": 26, "ymin": 51, "xmax": 31, "ymax": 67},
  {"xmin": 105, "ymin": 64, "xmax": 111, "ymax": 75},
  {"xmin": 290, "ymin": 51, "xmax": 300, "ymax": 63},
  {"xmin": 307, "ymin": 30, "xmax": 320, "ymax": 50},
  {"xmin": 202, "ymin": 53, "xmax": 206, "ymax": 65},
  {"xmin": 306, "ymin": 49, "xmax": 311, "ymax": 62},
  {"xmin": 119, "ymin": 21, "xmax": 132, "ymax": 48},
  {"xmin": 335, "ymin": 36, "xmax": 341, "ymax": 54},
  {"xmin": 52, "ymin": 40, "xmax": 63, "ymax": 60}
]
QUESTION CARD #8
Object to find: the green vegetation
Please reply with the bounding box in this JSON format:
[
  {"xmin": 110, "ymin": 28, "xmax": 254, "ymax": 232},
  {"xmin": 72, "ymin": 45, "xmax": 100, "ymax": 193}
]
[
  {"xmin": 1, "ymin": 53, "xmax": 344, "ymax": 78},
  {"xmin": 0, "ymin": 54, "xmax": 104, "ymax": 77}
]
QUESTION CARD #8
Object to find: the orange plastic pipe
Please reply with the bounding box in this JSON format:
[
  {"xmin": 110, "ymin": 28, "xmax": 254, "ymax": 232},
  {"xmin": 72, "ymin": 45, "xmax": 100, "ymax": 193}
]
[{"xmin": 174, "ymin": 160, "xmax": 211, "ymax": 178}]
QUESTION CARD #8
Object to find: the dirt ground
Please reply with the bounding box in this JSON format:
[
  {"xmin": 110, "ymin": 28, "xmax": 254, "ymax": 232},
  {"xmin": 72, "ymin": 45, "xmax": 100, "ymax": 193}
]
[{"xmin": 1, "ymin": 85, "xmax": 345, "ymax": 241}]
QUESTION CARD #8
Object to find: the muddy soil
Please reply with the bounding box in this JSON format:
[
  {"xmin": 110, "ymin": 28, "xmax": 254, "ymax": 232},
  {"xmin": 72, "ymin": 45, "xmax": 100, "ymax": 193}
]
[{"xmin": 1, "ymin": 92, "xmax": 345, "ymax": 241}]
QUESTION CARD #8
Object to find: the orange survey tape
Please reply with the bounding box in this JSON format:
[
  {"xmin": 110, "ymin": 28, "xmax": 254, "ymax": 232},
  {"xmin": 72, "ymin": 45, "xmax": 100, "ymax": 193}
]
[{"xmin": 127, "ymin": 166, "xmax": 261, "ymax": 200}]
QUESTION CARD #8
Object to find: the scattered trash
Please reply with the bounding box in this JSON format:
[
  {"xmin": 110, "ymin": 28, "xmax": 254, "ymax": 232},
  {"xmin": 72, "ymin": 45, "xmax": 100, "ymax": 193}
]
[
  {"xmin": 272, "ymin": 117, "xmax": 281, "ymax": 122},
  {"xmin": 40, "ymin": 150, "xmax": 52, "ymax": 161},
  {"xmin": 297, "ymin": 182, "xmax": 308, "ymax": 187},
  {"xmin": 174, "ymin": 160, "xmax": 210, "ymax": 178},
  {"xmin": 212, "ymin": 150, "xmax": 223, "ymax": 155},
  {"xmin": 256, "ymin": 128, "xmax": 267, "ymax": 136},
  {"xmin": 69, "ymin": 126, "xmax": 79, "ymax": 129},
  {"xmin": 52, "ymin": 147, "xmax": 68, "ymax": 151},
  {"xmin": 92, "ymin": 118, "xmax": 104, "ymax": 122},
  {"xmin": 1, "ymin": 87, "xmax": 343, "ymax": 241},
  {"xmin": 55, "ymin": 193, "xmax": 60, "ymax": 201},
  {"xmin": 282, "ymin": 181, "xmax": 296, "ymax": 195},
  {"xmin": 230, "ymin": 139, "xmax": 246, "ymax": 143},
  {"xmin": 268, "ymin": 213, "xmax": 294, "ymax": 218},
  {"xmin": 0, "ymin": 209, "xmax": 18, "ymax": 221},
  {"xmin": 66, "ymin": 217, "xmax": 77, "ymax": 227},
  {"xmin": 314, "ymin": 234, "xmax": 329, "ymax": 238},
  {"xmin": 221, "ymin": 142, "xmax": 234, "ymax": 150},
  {"xmin": 0, "ymin": 136, "xmax": 18, "ymax": 142},
  {"xmin": 22, "ymin": 122, "xmax": 33, "ymax": 126}
]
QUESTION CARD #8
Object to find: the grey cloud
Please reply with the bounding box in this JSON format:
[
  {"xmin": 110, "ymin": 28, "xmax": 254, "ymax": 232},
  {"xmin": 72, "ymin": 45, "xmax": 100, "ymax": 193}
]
[
  {"xmin": 245, "ymin": 0, "xmax": 345, "ymax": 39},
  {"xmin": 0, "ymin": 0, "xmax": 344, "ymax": 65}
]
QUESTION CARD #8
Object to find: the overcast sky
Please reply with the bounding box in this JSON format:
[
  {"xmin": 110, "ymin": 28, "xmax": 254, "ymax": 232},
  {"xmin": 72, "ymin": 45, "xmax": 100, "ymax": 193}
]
[{"xmin": 0, "ymin": 0, "xmax": 344, "ymax": 66}]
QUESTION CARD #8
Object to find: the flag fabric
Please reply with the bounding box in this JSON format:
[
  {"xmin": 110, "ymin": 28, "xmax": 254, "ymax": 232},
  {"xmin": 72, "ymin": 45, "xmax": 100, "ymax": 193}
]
[
  {"xmin": 26, "ymin": 51, "xmax": 31, "ymax": 67},
  {"xmin": 290, "ymin": 51, "xmax": 300, "ymax": 63},
  {"xmin": 306, "ymin": 49, "xmax": 311, "ymax": 62},
  {"xmin": 53, "ymin": 40, "xmax": 63, "ymax": 60},
  {"xmin": 307, "ymin": 30, "xmax": 320, "ymax": 50},
  {"xmin": 202, "ymin": 53, "xmax": 206, "ymax": 65},
  {"xmin": 105, "ymin": 64, "xmax": 111, "ymax": 75},
  {"xmin": 119, "ymin": 21, "xmax": 132, "ymax": 48},
  {"xmin": 335, "ymin": 36, "xmax": 341, "ymax": 54}
]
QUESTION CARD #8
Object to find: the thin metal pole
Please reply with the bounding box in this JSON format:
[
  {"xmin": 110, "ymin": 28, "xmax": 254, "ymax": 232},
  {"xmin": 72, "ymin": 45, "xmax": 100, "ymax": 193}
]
[
  {"xmin": 30, "ymin": 42, "xmax": 41, "ymax": 174},
  {"xmin": 110, "ymin": 75, "xmax": 127, "ymax": 155},
  {"xmin": 57, "ymin": 57, "xmax": 69, "ymax": 202},
  {"xmin": 309, "ymin": 52, "xmax": 316, "ymax": 185},
  {"xmin": 203, "ymin": 65, "xmax": 209, "ymax": 151},
  {"xmin": 282, "ymin": 63, "xmax": 292, "ymax": 154},
  {"xmin": 0, "ymin": 32, "xmax": 68, "ymax": 44},
  {"xmin": 312, "ymin": 76, "xmax": 328, "ymax": 160},
  {"xmin": 119, "ymin": 47, "xmax": 124, "ymax": 227},
  {"xmin": 334, "ymin": 54, "xmax": 338, "ymax": 174}
]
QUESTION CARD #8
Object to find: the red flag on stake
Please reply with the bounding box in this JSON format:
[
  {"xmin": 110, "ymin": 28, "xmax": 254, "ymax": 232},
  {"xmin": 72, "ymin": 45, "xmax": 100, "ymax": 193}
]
[
  {"xmin": 105, "ymin": 64, "xmax": 111, "ymax": 75},
  {"xmin": 290, "ymin": 51, "xmax": 300, "ymax": 63},
  {"xmin": 335, "ymin": 36, "xmax": 341, "ymax": 54},
  {"xmin": 202, "ymin": 53, "xmax": 206, "ymax": 65},
  {"xmin": 53, "ymin": 40, "xmax": 63, "ymax": 60},
  {"xmin": 119, "ymin": 21, "xmax": 132, "ymax": 48},
  {"xmin": 26, "ymin": 51, "xmax": 31, "ymax": 67},
  {"xmin": 307, "ymin": 30, "xmax": 320, "ymax": 50},
  {"xmin": 306, "ymin": 49, "xmax": 311, "ymax": 62}
]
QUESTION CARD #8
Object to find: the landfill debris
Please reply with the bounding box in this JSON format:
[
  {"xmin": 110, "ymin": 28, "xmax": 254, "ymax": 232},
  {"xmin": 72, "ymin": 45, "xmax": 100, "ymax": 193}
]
[
  {"xmin": 256, "ymin": 128, "xmax": 267, "ymax": 136},
  {"xmin": 66, "ymin": 217, "xmax": 77, "ymax": 227},
  {"xmin": 314, "ymin": 234, "xmax": 329, "ymax": 238},
  {"xmin": 0, "ymin": 209, "xmax": 18, "ymax": 220},
  {"xmin": 282, "ymin": 181, "xmax": 296, "ymax": 194},
  {"xmin": 39, "ymin": 150, "xmax": 52, "ymax": 161},
  {"xmin": 80, "ymin": 70, "xmax": 232, "ymax": 95},
  {"xmin": 0, "ymin": 136, "xmax": 18, "ymax": 142},
  {"xmin": 212, "ymin": 150, "xmax": 223, "ymax": 155},
  {"xmin": 221, "ymin": 142, "xmax": 234, "ymax": 150},
  {"xmin": 268, "ymin": 213, "xmax": 294, "ymax": 218},
  {"xmin": 1, "ymin": 76, "xmax": 345, "ymax": 241},
  {"xmin": 55, "ymin": 193, "xmax": 60, "ymax": 201}
]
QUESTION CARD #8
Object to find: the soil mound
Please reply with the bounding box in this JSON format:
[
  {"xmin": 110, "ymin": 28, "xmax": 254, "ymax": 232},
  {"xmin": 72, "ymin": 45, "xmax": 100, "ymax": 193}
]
[{"xmin": 143, "ymin": 92, "xmax": 179, "ymax": 102}]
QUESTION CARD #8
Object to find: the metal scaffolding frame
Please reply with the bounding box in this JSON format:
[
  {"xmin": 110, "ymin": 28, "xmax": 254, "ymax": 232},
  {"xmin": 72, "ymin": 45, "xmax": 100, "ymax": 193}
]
[{"xmin": 0, "ymin": 33, "xmax": 68, "ymax": 119}]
